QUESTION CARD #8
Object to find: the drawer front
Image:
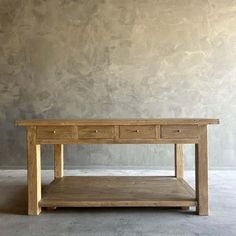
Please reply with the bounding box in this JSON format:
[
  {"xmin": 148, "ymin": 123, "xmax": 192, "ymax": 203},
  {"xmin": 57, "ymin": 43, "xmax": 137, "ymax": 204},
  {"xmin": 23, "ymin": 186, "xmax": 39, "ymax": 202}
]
[
  {"xmin": 161, "ymin": 125, "xmax": 199, "ymax": 139},
  {"xmin": 120, "ymin": 125, "xmax": 156, "ymax": 139},
  {"xmin": 36, "ymin": 126, "xmax": 75, "ymax": 139},
  {"xmin": 78, "ymin": 126, "xmax": 114, "ymax": 139}
]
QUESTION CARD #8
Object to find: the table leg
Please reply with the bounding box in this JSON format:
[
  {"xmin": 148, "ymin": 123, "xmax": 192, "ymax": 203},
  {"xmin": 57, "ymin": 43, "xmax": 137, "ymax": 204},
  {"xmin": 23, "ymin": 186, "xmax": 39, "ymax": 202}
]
[
  {"xmin": 175, "ymin": 144, "xmax": 189, "ymax": 210},
  {"xmin": 175, "ymin": 144, "xmax": 184, "ymax": 178},
  {"xmin": 195, "ymin": 125, "xmax": 208, "ymax": 215},
  {"xmin": 27, "ymin": 127, "xmax": 41, "ymax": 215},
  {"xmin": 54, "ymin": 144, "xmax": 64, "ymax": 179}
]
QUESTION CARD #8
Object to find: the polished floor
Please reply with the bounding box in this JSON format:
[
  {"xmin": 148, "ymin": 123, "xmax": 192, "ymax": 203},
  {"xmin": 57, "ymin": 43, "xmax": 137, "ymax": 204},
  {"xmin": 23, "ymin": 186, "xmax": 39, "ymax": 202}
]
[{"xmin": 0, "ymin": 170, "xmax": 235, "ymax": 236}]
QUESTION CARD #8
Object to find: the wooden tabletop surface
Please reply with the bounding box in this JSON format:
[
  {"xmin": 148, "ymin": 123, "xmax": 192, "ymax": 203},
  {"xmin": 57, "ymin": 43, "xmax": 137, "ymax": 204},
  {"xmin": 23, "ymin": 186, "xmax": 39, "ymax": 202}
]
[{"xmin": 16, "ymin": 118, "xmax": 219, "ymax": 126}]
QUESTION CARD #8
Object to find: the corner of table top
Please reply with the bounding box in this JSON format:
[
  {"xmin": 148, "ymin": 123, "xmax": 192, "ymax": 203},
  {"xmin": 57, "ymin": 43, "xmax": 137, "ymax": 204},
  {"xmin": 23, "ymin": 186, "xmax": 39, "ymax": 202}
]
[
  {"xmin": 15, "ymin": 120, "xmax": 28, "ymax": 126},
  {"xmin": 15, "ymin": 120, "xmax": 21, "ymax": 126},
  {"xmin": 208, "ymin": 119, "xmax": 220, "ymax": 125}
]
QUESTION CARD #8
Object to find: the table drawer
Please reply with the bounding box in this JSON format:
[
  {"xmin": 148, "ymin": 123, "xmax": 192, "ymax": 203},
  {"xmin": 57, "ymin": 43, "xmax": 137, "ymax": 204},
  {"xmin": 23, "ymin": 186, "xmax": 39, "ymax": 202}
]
[
  {"xmin": 78, "ymin": 126, "xmax": 114, "ymax": 139},
  {"xmin": 120, "ymin": 125, "xmax": 156, "ymax": 139},
  {"xmin": 36, "ymin": 126, "xmax": 75, "ymax": 139},
  {"xmin": 161, "ymin": 125, "xmax": 199, "ymax": 139}
]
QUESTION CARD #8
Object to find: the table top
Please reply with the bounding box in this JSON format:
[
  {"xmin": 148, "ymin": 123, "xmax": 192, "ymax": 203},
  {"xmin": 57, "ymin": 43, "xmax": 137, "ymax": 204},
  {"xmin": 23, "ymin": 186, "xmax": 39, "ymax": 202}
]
[{"xmin": 16, "ymin": 118, "xmax": 219, "ymax": 126}]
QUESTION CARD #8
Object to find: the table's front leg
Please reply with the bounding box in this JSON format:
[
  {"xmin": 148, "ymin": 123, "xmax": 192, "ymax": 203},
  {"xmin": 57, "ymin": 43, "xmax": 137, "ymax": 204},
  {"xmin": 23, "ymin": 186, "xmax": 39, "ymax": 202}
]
[
  {"xmin": 195, "ymin": 125, "xmax": 208, "ymax": 215},
  {"xmin": 27, "ymin": 127, "xmax": 41, "ymax": 215}
]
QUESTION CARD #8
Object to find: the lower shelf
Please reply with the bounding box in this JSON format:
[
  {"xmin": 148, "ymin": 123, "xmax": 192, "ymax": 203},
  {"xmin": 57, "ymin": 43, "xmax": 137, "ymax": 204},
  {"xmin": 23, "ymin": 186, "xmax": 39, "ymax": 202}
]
[{"xmin": 40, "ymin": 176, "xmax": 196, "ymax": 208}]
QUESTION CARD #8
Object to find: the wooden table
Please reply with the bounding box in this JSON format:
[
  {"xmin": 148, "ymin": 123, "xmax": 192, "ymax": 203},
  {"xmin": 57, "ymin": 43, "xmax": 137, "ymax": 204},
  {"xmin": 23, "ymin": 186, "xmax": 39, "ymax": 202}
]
[{"xmin": 16, "ymin": 119, "xmax": 219, "ymax": 216}]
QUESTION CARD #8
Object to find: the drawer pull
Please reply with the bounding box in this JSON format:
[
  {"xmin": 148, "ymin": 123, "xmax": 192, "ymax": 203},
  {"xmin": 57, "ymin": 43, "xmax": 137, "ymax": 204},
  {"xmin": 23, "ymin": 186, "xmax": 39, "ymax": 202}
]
[
  {"xmin": 175, "ymin": 130, "xmax": 181, "ymax": 133},
  {"xmin": 52, "ymin": 130, "xmax": 56, "ymax": 134},
  {"xmin": 95, "ymin": 130, "xmax": 98, "ymax": 133},
  {"xmin": 136, "ymin": 130, "xmax": 140, "ymax": 133}
]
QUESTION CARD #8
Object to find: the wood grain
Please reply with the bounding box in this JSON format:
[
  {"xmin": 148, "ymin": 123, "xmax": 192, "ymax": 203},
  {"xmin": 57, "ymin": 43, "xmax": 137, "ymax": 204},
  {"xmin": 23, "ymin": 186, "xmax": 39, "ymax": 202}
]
[
  {"xmin": 78, "ymin": 126, "xmax": 114, "ymax": 139},
  {"xmin": 16, "ymin": 118, "xmax": 220, "ymax": 126},
  {"xmin": 27, "ymin": 127, "xmax": 41, "ymax": 215},
  {"xmin": 54, "ymin": 144, "xmax": 64, "ymax": 179},
  {"xmin": 40, "ymin": 176, "xmax": 196, "ymax": 208},
  {"xmin": 36, "ymin": 138, "xmax": 199, "ymax": 145},
  {"xmin": 161, "ymin": 125, "xmax": 199, "ymax": 139},
  {"xmin": 175, "ymin": 144, "xmax": 184, "ymax": 178},
  {"xmin": 36, "ymin": 126, "xmax": 76, "ymax": 139},
  {"xmin": 195, "ymin": 125, "xmax": 208, "ymax": 215},
  {"xmin": 119, "ymin": 125, "xmax": 156, "ymax": 139}
]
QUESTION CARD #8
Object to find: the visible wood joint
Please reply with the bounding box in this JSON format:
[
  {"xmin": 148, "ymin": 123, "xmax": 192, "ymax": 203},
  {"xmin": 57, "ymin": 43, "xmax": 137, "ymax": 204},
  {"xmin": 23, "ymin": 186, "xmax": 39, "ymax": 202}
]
[
  {"xmin": 156, "ymin": 125, "xmax": 161, "ymax": 139},
  {"xmin": 114, "ymin": 125, "xmax": 119, "ymax": 141}
]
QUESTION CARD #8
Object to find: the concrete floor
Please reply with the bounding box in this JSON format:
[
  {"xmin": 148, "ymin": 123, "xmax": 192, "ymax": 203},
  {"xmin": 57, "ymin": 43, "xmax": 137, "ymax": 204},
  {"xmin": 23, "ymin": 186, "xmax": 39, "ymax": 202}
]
[{"xmin": 0, "ymin": 170, "xmax": 235, "ymax": 236}]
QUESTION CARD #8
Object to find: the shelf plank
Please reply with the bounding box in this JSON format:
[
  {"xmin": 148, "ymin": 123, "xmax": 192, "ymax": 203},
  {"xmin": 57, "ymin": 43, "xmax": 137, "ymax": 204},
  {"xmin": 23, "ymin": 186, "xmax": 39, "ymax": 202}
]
[{"xmin": 40, "ymin": 176, "xmax": 196, "ymax": 208}]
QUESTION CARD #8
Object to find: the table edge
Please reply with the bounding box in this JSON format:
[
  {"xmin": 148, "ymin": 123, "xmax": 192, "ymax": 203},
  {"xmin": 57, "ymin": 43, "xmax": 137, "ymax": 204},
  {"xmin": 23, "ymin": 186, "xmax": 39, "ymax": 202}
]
[{"xmin": 16, "ymin": 118, "xmax": 220, "ymax": 126}]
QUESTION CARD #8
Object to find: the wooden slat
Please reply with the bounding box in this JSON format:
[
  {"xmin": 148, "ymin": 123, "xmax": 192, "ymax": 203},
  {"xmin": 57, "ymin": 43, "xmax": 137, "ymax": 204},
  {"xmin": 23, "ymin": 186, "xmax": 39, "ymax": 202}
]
[
  {"xmin": 41, "ymin": 200, "xmax": 196, "ymax": 208},
  {"xmin": 27, "ymin": 127, "xmax": 41, "ymax": 215},
  {"xmin": 54, "ymin": 144, "xmax": 64, "ymax": 179},
  {"xmin": 36, "ymin": 138, "xmax": 199, "ymax": 145},
  {"xmin": 175, "ymin": 144, "xmax": 184, "ymax": 178},
  {"xmin": 40, "ymin": 176, "xmax": 196, "ymax": 208},
  {"xmin": 16, "ymin": 118, "xmax": 220, "ymax": 126}
]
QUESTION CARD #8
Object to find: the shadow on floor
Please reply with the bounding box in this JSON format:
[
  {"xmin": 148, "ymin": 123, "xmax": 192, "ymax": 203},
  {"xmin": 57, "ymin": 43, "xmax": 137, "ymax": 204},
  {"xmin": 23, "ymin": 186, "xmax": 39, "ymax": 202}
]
[
  {"xmin": 0, "ymin": 183, "xmax": 28, "ymax": 215},
  {"xmin": 44, "ymin": 206, "xmax": 197, "ymax": 216}
]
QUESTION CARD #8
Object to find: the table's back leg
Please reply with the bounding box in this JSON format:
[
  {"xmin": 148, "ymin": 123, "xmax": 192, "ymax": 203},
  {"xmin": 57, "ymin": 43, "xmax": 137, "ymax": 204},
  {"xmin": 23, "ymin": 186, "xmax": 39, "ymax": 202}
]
[
  {"xmin": 54, "ymin": 144, "xmax": 64, "ymax": 179},
  {"xmin": 27, "ymin": 127, "xmax": 41, "ymax": 215},
  {"xmin": 175, "ymin": 144, "xmax": 184, "ymax": 178},
  {"xmin": 195, "ymin": 125, "xmax": 208, "ymax": 215},
  {"xmin": 175, "ymin": 144, "xmax": 190, "ymax": 210}
]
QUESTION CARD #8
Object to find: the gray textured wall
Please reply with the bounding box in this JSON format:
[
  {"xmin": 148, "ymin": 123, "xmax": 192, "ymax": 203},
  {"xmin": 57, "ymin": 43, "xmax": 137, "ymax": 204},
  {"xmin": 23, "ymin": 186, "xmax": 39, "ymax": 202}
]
[{"xmin": 0, "ymin": 0, "xmax": 235, "ymax": 169}]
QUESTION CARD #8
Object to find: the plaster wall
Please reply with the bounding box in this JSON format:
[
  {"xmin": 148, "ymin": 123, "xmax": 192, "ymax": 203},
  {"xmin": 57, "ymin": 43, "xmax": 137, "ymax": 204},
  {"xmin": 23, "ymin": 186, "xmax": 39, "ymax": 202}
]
[{"xmin": 0, "ymin": 0, "xmax": 235, "ymax": 169}]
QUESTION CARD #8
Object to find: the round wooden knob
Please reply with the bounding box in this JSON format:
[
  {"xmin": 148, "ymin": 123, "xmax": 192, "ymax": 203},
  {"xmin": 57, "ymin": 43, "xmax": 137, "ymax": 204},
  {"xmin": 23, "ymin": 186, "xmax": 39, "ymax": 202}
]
[
  {"xmin": 95, "ymin": 130, "xmax": 98, "ymax": 133},
  {"xmin": 136, "ymin": 130, "xmax": 140, "ymax": 133},
  {"xmin": 52, "ymin": 130, "xmax": 56, "ymax": 134}
]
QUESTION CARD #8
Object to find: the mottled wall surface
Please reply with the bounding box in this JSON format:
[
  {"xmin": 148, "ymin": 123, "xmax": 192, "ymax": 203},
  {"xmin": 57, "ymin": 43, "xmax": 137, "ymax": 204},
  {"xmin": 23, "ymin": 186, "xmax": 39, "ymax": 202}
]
[{"xmin": 0, "ymin": 0, "xmax": 235, "ymax": 169}]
